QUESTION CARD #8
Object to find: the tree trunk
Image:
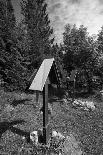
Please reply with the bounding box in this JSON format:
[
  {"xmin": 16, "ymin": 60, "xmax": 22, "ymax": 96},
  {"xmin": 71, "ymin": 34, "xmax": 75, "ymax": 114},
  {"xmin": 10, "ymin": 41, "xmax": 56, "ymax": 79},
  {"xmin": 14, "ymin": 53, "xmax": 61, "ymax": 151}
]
[{"xmin": 86, "ymin": 71, "xmax": 93, "ymax": 94}]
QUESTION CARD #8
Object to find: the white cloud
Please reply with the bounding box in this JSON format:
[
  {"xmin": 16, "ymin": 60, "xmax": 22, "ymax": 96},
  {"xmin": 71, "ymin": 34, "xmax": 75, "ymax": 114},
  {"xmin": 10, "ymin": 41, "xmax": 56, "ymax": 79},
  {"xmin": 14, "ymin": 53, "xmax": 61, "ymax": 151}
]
[{"xmin": 46, "ymin": 0, "xmax": 103, "ymax": 43}]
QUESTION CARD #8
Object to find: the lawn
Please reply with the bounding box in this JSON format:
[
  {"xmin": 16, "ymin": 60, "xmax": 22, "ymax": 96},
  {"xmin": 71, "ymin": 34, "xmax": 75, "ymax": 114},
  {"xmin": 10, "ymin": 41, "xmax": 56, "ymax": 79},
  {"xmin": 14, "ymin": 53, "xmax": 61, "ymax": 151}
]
[{"xmin": 0, "ymin": 88, "xmax": 103, "ymax": 154}]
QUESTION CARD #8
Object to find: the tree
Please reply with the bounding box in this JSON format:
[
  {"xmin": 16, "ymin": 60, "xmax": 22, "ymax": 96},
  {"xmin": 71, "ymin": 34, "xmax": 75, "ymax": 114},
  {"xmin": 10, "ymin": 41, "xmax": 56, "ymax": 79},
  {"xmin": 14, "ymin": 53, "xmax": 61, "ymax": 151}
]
[
  {"xmin": 96, "ymin": 26, "xmax": 103, "ymax": 82},
  {"xmin": 0, "ymin": 0, "xmax": 28, "ymax": 90},
  {"xmin": 21, "ymin": 0, "xmax": 54, "ymax": 71},
  {"xmin": 62, "ymin": 24, "xmax": 99, "ymax": 92},
  {"xmin": 0, "ymin": 0, "xmax": 16, "ymax": 87},
  {"xmin": 0, "ymin": 0, "xmax": 15, "ymax": 41},
  {"xmin": 51, "ymin": 43, "xmax": 67, "ymax": 88}
]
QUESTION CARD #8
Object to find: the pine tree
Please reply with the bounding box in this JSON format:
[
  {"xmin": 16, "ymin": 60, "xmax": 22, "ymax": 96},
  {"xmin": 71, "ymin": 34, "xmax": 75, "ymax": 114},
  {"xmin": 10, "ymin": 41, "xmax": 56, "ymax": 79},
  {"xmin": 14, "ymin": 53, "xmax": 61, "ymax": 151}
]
[
  {"xmin": 0, "ymin": 0, "xmax": 15, "ymax": 41},
  {"xmin": 21, "ymin": 0, "xmax": 54, "ymax": 70},
  {"xmin": 0, "ymin": 0, "xmax": 27, "ymax": 90}
]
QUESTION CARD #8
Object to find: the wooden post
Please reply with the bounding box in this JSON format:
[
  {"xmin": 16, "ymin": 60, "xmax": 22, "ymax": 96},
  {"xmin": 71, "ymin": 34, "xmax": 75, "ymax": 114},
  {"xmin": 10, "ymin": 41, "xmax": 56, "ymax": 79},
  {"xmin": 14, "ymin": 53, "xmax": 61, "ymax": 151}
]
[
  {"xmin": 36, "ymin": 90, "xmax": 39, "ymax": 103},
  {"xmin": 43, "ymin": 78, "xmax": 49, "ymax": 145}
]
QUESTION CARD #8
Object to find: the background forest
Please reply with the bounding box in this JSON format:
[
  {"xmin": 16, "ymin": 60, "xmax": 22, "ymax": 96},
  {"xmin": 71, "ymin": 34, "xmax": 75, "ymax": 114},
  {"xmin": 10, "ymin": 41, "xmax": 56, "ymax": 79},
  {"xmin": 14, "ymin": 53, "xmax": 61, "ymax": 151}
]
[{"xmin": 0, "ymin": 0, "xmax": 103, "ymax": 92}]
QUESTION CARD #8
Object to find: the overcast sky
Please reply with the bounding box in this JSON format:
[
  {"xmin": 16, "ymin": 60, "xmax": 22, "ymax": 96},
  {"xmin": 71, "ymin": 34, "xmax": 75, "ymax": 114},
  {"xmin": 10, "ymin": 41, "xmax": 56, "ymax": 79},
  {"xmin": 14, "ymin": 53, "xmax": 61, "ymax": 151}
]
[{"xmin": 12, "ymin": 0, "xmax": 103, "ymax": 43}]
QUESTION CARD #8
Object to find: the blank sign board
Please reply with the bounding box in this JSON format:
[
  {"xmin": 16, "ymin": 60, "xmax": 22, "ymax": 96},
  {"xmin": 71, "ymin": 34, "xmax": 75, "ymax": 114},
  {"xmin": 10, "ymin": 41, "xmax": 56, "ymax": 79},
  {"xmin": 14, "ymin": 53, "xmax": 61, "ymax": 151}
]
[{"xmin": 29, "ymin": 58, "xmax": 54, "ymax": 91}]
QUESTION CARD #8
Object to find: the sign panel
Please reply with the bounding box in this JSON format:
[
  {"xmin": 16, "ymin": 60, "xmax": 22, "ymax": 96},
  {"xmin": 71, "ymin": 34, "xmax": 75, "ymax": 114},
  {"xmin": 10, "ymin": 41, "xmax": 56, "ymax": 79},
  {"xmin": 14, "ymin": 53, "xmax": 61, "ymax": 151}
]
[{"xmin": 29, "ymin": 58, "xmax": 54, "ymax": 91}]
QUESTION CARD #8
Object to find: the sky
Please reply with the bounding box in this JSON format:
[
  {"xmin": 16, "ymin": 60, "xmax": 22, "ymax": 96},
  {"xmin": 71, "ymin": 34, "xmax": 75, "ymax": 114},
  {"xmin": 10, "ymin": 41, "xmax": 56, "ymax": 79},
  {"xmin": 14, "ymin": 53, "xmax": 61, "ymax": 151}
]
[{"xmin": 11, "ymin": 0, "xmax": 103, "ymax": 43}]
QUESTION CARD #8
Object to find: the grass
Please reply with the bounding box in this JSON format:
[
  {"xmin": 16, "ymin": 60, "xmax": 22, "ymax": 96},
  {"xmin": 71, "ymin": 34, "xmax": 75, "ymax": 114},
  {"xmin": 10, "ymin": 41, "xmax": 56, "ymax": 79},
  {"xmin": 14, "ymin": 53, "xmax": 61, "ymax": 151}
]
[{"xmin": 0, "ymin": 88, "xmax": 103, "ymax": 154}]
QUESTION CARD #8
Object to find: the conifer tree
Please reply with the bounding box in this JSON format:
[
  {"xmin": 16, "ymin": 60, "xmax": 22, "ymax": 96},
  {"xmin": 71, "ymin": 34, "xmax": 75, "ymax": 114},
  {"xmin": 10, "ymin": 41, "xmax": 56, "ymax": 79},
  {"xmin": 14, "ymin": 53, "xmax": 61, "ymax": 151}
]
[
  {"xmin": 0, "ymin": 0, "xmax": 27, "ymax": 90},
  {"xmin": 21, "ymin": 0, "xmax": 54, "ymax": 70}
]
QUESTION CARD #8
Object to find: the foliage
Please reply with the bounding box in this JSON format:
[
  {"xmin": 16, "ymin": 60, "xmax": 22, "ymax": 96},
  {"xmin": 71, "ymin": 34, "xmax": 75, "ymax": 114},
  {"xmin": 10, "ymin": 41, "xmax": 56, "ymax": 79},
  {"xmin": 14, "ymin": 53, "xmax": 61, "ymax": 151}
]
[
  {"xmin": 63, "ymin": 24, "xmax": 94, "ymax": 70},
  {"xmin": 62, "ymin": 24, "xmax": 100, "ymax": 92},
  {"xmin": 0, "ymin": 0, "xmax": 28, "ymax": 91},
  {"xmin": 96, "ymin": 26, "xmax": 103, "ymax": 82},
  {"xmin": 0, "ymin": 0, "xmax": 15, "ymax": 40},
  {"xmin": 21, "ymin": 0, "xmax": 54, "ymax": 71},
  {"xmin": 18, "ymin": 139, "xmax": 64, "ymax": 155},
  {"xmin": 0, "ymin": 0, "xmax": 55, "ymax": 91},
  {"xmin": 51, "ymin": 43, "xmax": 68, "ymax": 88}
]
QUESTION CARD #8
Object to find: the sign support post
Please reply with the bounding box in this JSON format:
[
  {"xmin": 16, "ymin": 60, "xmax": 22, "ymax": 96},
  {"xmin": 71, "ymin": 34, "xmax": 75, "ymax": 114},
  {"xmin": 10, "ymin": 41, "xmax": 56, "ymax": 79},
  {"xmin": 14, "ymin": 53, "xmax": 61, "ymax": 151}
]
[{"xmin": 43, "ymin": 78, "xmax": 49, "ymax": 145}]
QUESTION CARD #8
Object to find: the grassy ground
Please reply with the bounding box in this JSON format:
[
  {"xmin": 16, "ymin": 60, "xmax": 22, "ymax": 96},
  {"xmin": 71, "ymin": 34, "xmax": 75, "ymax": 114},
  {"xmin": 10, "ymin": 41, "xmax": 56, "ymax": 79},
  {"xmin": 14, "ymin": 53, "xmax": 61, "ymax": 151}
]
[{"xmin": 0, "ymin": 88, "xmax": 103, "ymax": 154}]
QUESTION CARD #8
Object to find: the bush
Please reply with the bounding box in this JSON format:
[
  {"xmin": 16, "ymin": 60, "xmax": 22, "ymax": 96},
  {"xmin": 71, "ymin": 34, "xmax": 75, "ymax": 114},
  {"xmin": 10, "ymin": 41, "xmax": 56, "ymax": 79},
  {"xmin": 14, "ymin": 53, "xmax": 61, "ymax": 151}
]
[{"xmin": 94, "ymin": 91, "xmax": 103, "ymax": 103}]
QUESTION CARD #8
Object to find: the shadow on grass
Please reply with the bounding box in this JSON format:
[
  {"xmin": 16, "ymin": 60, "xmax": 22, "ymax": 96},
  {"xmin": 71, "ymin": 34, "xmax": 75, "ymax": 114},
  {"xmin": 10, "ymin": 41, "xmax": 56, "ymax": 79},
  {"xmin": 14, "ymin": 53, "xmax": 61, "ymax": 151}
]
[
  {"xmin": 0, "ymin": 120, "xmax": 26, "ymax": 138},
  {"xmin": 10, "ymin": 98, "xmax": 32, "ymax": 107}
]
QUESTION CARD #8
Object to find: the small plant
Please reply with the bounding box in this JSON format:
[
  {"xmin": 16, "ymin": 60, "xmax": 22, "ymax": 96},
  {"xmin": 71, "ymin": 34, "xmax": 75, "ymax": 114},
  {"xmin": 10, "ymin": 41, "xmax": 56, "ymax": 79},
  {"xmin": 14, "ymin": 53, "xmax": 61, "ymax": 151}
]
[{"xmin": 18, "ymin": 136, "xmax": 65, "ymax": 155}]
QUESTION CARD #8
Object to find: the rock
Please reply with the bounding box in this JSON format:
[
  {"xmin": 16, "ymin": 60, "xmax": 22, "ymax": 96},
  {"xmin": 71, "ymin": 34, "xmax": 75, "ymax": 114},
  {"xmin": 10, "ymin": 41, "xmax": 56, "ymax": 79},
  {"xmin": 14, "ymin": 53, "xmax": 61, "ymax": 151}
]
[
  {"xmin": 73, "ymin": 100, "xmax": 80, "ymax": 105},
  {"xmin": 52, "ymin": 130, "xmax": 58, "ymax": 137},
  {"xmin": 86, "ymin": 101, "xmax": 95, "ymax": 110},
  {"xmin": 52, "ymin": 130, "xmax": 65, "ymax": 140},
  {"xmin": 73, "ymin": 99, "xmax": 95, "ymax": 111},
  {"xmin": 63, "ymin": 98, "xmax": 68, "ymax": 104},
  {"xmin": 30, "ymin": 130, "xmax": 38, "ymax": 145},
  {"xmin": 83, "ymin": 107, "xmax": 89, "ymax": 111}
]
